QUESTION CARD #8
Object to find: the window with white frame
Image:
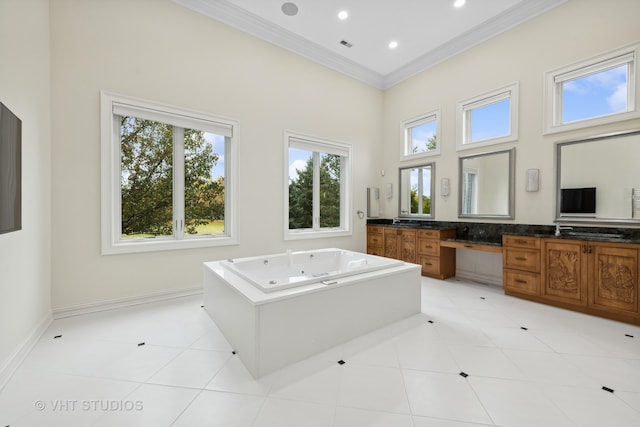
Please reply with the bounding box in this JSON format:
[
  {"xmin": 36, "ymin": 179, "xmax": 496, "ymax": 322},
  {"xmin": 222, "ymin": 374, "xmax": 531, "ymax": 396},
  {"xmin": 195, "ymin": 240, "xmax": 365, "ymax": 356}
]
[
  {"xmin": 401, "ymin": 110, "xmax": 441, "ymax": 160},
  {"xmin": 456, "ymin": 83, "xmax": 519, "ymax": 150},
  {"xmin": 544, "ymin": 42, "xmax": 640, "ymax": 133},
  {"xmin": 100, "ymin": 91, "xmax": 238, "ymax": 254},
  {"xmin": 285, "ymin": 131, "xmax": 351, "ymax": 239}
]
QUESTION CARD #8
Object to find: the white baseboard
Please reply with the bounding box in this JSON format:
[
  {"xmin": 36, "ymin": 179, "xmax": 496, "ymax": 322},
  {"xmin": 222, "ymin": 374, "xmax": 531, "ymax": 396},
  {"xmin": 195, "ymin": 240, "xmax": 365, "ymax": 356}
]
[
  {"xmin": 455, "ymin": 269, "xmax": 503, "ymax": 287},
  {"xmin": 52, "ymin": 286, "xmax": 203, "ymax": 319},
  {"xmin": 0, "ymin": 312, "xmax": 53, "ymax": 392}
]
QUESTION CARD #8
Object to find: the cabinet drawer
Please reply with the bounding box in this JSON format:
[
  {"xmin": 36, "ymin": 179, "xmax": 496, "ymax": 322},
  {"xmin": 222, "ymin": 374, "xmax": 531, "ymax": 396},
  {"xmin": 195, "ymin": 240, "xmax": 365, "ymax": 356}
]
[
  {"xmin": 503, "ymin": 235, "xmax": 540, "ymax": 249},
  {"xmin": 419, "ymin": 255, "xmax": 440, "ymax": 276},
  {"xmin": 418, "ymin": 239, "xmax": 439, "ymax": 256},
  {"xmin": 504, "ymin": 270, "xmax": 540, "ymax": 296},
  {"xmin": 367, "ymin": 233, "xmax": 383, "ymax": 248},
  {"xmin": 418, "ymin": 229, "xmax": 440, "ymax": 239},
  {"xmin": 504, "ymin": 247, "xmax": 540, "ymax": 272}
]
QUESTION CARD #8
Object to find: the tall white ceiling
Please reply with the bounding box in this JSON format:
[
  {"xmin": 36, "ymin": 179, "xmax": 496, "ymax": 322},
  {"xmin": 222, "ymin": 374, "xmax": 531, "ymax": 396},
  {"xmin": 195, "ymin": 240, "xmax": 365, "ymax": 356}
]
[{"xmin": 174, "ymin": 0, "xmax": 567, "ymax": 89}]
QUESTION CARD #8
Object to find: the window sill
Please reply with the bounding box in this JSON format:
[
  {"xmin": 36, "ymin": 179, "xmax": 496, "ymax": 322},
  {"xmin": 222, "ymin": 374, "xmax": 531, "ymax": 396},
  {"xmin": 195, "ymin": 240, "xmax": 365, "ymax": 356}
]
[
  {"xmin": 285, "ymin": 229, "xmax": 352, "ymax": 241},
  {"xmin": 101, "ymin": 235, "xmax": 239, "ymax": 255}
]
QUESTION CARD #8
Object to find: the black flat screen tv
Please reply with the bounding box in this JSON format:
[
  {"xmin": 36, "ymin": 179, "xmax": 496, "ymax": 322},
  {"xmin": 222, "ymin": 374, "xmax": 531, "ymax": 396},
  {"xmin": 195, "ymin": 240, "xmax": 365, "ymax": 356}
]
[
  {"xmin": 0, "ymin": 101, "xmax": 22, "ymax": 234},
  {"xmin": 560, "ymin": 187, "xmax": 596, "ymax": 215}
]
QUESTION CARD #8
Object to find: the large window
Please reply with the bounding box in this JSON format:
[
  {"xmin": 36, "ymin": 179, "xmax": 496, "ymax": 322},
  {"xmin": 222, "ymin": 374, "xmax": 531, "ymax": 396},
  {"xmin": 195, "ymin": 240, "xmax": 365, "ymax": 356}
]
[
  {"xmin": 285, "ymin": 131, "xmax": 351, "ymax": 239},
  {"xmin": 456, "ymin": 83, "xmax": 519, "ymax": 150},
  {"xmin": 545, "ymin": 42, "xmax": 640, "ymax": 133},
  {"xmin": 401, "ymin": 110, "xmax": 440, "ymax": 160},
  {"xmin": 101, "ymin": 92, "xmax": 238, "ymax": 254}
]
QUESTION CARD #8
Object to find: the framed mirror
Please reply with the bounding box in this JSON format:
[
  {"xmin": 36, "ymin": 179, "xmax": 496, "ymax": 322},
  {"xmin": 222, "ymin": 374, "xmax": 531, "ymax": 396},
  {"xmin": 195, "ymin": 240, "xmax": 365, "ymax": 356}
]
[
  {"xmin": 556, "ymin": 130, "xmax": 640, "ymax": 224},
  {"xmin": 458, "ymin": 148, "xmax": 515, "ymax": 219},
  {"xmin": 398, "ymin": 163, "xmax": 435, "ymax": 219}
]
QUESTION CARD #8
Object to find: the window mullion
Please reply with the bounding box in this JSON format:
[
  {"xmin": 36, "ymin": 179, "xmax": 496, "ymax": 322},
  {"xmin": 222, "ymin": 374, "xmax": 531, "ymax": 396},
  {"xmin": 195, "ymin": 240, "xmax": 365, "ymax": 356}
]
[
  {"xmin": 339, "ymin": 157, "xmax": 345, "ymax": 228},
  {"xmin": 114, "ymin": 117, "xmax": 123, "ymax": 243},
  {"xmin": 173, "ymin": 126, "xmax": 185, "ymax": 239},
  {"xmin": 417, "ymin": 168, "xmax": 424, "ymax": 214},
  {"xmin": 312, "ymin": 152, "xmax": 320, "ymax": 230}
]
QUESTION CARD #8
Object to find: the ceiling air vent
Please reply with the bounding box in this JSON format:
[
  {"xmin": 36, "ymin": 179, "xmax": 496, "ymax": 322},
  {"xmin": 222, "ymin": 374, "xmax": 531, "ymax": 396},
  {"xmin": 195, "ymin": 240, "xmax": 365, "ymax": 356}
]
[{"xmin": 339, "ymin": 40, "xmax": 353, "ymax": 48}]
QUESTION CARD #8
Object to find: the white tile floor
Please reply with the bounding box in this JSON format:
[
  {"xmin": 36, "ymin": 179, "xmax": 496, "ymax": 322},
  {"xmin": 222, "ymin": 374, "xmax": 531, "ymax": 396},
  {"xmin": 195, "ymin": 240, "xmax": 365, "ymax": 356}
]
[{"xmin": 2, "ymin": 276, "xmax": 640, "ymax": 426}]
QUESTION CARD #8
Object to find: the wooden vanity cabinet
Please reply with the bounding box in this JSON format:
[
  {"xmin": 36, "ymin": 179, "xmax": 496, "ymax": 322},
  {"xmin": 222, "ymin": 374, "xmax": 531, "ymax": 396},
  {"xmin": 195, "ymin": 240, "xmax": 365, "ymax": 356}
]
[
  {"xmin": 502, "ymin": 235, "xmax": 541, "ymax": 296},
  {"xmin": 383, "ymin": 227, "xmax": 417, "ymax": 263},
  {"xmin": 542, "ymin": 239, "xmax": 639, "ymax": 318},
  {"xmin": 366, "ymin": 225, "xmax": 455, "ymax": 279},
  {"xmin": 503, "ymin": 235, "xmax": 640, "ymax": 324},
  {"xmin": 418, "ymin": 229, "xmax": 456, "ymax": 279}
]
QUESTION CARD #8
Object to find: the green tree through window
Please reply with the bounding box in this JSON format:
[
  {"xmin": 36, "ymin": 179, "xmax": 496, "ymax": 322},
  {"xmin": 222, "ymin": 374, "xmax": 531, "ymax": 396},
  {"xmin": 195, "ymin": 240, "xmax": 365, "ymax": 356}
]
[
  {"xmin": 120, "ymin": 117, "xmax": 224, "ymax": 238},
  {"xmin": 288, "ymin": 153, "xmax": 341, "ymax": 229}
]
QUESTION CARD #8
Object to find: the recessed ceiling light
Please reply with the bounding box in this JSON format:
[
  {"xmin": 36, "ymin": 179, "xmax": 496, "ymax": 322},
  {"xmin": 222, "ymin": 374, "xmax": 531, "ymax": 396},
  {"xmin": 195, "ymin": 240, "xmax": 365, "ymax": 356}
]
[
  {"xmin": 454, "ymin": 0, "xmax": 466, "ymax": 8},
  {"xmin": 281, "ymin": 2, "xmax": 299, "ymax": 16},
  {"xmin": 338, "ymin": 10, "xmax": 349, "ymax": 20},
  {"xmin": 388, "ymin": 40, "xmax": 399, "ymax": 49}
]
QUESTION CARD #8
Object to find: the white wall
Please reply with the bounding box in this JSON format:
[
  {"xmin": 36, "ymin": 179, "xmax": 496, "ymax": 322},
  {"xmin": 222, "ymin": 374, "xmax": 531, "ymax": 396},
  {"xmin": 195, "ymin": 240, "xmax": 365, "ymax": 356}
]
[
  {"xmin": 11, "ymin": 0, "xmax": 640, "ymax": 315},
  {"xmin": 381, "ymin": 0, "xmax": 640, "ymax": 224},
  {"xmin": 381, "ymin": 0, "xmax": 640, "ymax": 284},
  {"xmin": 0, "ymin": 0, "xmax": 52, "ymax": 386},
  {"xmin": 49, "ymin": 0, "xmax": 383, "ymax": 309}
]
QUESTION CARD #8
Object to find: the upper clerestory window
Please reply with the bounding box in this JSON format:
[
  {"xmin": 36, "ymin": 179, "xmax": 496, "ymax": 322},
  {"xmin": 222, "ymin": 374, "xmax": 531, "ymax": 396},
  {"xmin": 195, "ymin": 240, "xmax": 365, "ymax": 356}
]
[
  {"xmin": 456, "ymin": 83, "xmax": 519, "ymax": 151},
  {"xmin": 544, "ymin": 42, "xmax": 640, "ymax": 134},
  {"xmin": 401, "ymin": 110, "xmax": 441, "ymax": 160}
]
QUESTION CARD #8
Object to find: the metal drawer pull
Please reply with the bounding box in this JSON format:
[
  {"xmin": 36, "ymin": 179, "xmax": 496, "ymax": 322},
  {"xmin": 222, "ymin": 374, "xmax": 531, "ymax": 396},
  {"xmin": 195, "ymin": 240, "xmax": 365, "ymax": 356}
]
[
  {"xmin": 515, "ymin": 256, "xmax": 527, "ymax": 261},
  {"xmin": 515, "ymin": 279, "xmax": 528, "ymax": 284},
  {"xmin": 424, "ymin": 262, "xmax": 433, "ymax": 266},
  {"xmin": 516, "ymin": 239, "xmax": 528, "ymax": 244}
]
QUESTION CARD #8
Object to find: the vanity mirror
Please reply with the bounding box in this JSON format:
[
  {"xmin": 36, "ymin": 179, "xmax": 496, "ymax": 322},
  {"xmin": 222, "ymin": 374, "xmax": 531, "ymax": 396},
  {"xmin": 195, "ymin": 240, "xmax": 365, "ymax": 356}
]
[
  {"xmin": 398, "ymin": 163, "xmax": 435, "ymax": 218},
  {"xmin": 556, "ymin": 129, "xmax": 640, "ymax": 224},
  {"xmin": 459, "ymin": 148, "xmax": 515, "ymax": 219}
]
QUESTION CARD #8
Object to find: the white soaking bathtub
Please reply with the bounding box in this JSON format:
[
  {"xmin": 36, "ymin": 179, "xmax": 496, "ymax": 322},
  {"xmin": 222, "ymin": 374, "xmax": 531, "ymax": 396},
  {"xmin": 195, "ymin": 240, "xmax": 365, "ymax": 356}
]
[
  {"xmin": 220, "ymin": 248, "xmax": 405, "ymax": 292},
  {"xmin": 203, "ymin": 248, "xmax": 421, "ymax": 378}
]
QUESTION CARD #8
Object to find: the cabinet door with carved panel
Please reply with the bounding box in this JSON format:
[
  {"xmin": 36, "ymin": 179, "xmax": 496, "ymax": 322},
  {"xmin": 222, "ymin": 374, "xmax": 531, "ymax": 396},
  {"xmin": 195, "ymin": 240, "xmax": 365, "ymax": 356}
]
[
  {"xmin": 399, "ymin": 229, "xmax": 417, "ymax": 263},
  {"xmin": 589, "ymin": 244, "xmax": 639, "ymax": 316},
  {"xmin": 542, "ymin": 240, "xmax": 587, "ymax": 307},
  {"xmin": 383, "ymin": 228, "xmax": 400, "ymax": 259},
  {"xmin": 383, "ymin": 228, "xmax": 417, "ymax": 263}
]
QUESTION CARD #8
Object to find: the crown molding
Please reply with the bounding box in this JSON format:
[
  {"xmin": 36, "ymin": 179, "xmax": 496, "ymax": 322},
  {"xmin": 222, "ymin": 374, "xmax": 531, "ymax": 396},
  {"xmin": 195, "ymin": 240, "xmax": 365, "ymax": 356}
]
[
  {"xmin": 173, "ymin": 0, "xmax": 385, "ymax": 88},
  {"xmin": 174, "ymin": 0, "xmax": 568, "ymax": 90}
]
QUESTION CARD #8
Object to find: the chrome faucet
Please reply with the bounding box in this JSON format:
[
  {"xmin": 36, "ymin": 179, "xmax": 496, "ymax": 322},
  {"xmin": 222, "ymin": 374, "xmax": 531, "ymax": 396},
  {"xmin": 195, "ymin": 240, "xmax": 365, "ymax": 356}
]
[{"xmin": 555, "ymin": 224, "xmax": 573, "ymax": 237}]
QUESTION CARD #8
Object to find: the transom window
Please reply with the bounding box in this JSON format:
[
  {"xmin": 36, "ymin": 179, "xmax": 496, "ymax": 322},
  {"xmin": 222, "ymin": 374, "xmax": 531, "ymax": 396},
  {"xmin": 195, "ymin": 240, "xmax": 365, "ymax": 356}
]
[
  {"xmin": 285, "ymin": 131, "xmax": 351, "ymax": 240},
  {"xmin": 456, "ymin": 83, "xmax": 519, "ymax": 150},
  {"xmin": 100, "ymin": 92, "xmax": 238, "ymax": 254},
  {"xmin": 401, "ymin": 110, "xmax": 440, "ymax": 160},
  {"xmin": 545, "ymin": 42, "xmax": 640, "ymax": 133}
]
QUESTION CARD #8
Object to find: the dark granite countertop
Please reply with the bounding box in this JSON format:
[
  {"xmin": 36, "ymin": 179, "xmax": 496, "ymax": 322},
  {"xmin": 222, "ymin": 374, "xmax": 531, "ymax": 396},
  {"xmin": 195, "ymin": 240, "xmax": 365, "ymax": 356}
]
[{"xmin": 367, "ymin": 219, "xmax": 640, "ymax": 245}]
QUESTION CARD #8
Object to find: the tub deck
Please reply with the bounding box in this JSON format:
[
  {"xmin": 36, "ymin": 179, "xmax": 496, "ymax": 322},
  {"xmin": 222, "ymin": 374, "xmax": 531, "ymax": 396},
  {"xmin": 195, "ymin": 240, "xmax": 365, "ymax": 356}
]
[{"xmin": 203, "ymin": 256, "xmax": 421, "ymax": 378}]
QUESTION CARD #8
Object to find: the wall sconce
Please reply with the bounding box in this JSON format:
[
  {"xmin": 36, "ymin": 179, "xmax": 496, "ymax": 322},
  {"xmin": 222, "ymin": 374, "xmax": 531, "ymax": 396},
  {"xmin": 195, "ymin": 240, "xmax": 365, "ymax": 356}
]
[
  {"xmin": 440, "ymin": 178, "xmax": 450, "ymax": 197},
  {"xmin": 526, "ymin": 169, "xmax": 539, "ymax": 192}
]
